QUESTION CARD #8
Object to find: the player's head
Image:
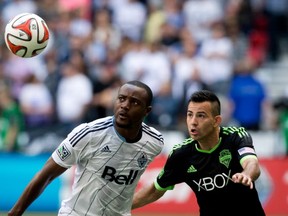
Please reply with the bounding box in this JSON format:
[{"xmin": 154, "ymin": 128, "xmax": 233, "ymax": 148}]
[
  {"xmin": 186, "ymin": 90, "xmax": 222, "ymax": 142},
  {"xmin": 113, "ymin": 80, "xmax": 153, "ymax": 129},
  {"xmin": 126, "ymin": 80, "xmax": 153, "ymax": 107},
  {"xmin": 188, "ymin": 90, "xmax": 221, "ymax": 116}
]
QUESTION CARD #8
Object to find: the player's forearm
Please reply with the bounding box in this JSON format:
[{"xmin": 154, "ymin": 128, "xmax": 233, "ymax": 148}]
[
  {"xmin": 132, "ymin": 183, "xmax": 165, "ymax": 209},
  {"xmin": 242, "ymin": 157, "xmax": 261, "ymax": 181}
]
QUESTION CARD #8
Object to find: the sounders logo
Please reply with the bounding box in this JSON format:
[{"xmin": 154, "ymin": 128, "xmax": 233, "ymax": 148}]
[{"xmin": 101, "ymin": 166, "xmax": 139, "ymax": 185}]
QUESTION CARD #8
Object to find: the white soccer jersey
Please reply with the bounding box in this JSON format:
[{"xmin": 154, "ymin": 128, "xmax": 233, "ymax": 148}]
[{"xmin": 52, "ymin": 116, "xmax": 164, "ymax": 216}]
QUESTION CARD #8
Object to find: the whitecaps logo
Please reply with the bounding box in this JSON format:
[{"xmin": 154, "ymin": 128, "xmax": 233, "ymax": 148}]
[{"xmin": 137, "ymin": 152, "xmax": 148, "ymax": 168}]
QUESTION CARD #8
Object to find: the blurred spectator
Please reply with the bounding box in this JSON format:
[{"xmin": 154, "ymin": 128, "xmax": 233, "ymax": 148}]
[
  {"xmin": 94, "ymin": 0, "xmax": 128, "ymax": 12},
  {"xmin": 225, "ymin": 1, "xmax": 268, "ymax": 66},
  {"xmin": 218, "ymin": 93, "xmax": 239, "ymax": 127},
  {"xmin": 85, "ymin": 61, "xmax": 122, "ymax": 122},
  {"xmin": 273, "ymin": 92, "xmax": 288, "ymax": 155},
  {"xmin": 85, "ymin": 7, "xmax": 122, "ymax": 73},
  {"xmin": 18, "ymin": 74, "xmax": 54, "ymax": 131},
  {"xmin": 2, "ymin": 53, "xmax": 47, "ymax": 100},
  {"xmin": 232, "ymin": 0, "xmax": 254, "ymax": 35},
  {"xmin": 112, "ymin": 0, "xmax": 147, "ymax": 41},
  {"xmin": 158, "ymin": 21, "xmax": 181, "ymax": 51},
  {"xmin": 120, "ymin": 39, "xmax": 149, "ymax": 82},
  {"xmin": 171, "ymin": 29, "xmax": 206, "ymax": 117},
  {"xmin": 141, "ymin": 42, "xmax": 171, "ymax": 98},
  {"xmin": 69, "ymin": 11, "xmax": 92, "ymax": 40},
  {"xmin": 226, "ymin": 19, "xmax": 249, "ymax": 65},
  {"xmin": 91, "ymin": 8, "xmax": 122, "ymax": 51},
  {"xmin": 156, "ymin": 0, "xmax": 184, "ymax": 50},
  {"xmin": 183, "ymin": 0, "xmax": 224, "ymax": 45},
  {"xmin": 56, "ymin": 9, "xmax": 92, "ymax": 63},
  {"xmin": 142, "ymin": 42, "xmax": 175, "ymax": 128},
  {"xmin": 47, "ymin": 10, "xmax": 71, "ymax": 63},
  {"xmin": 246, "ymin": 10, "xmax": 269, "ymax": 67},
  {"xmin": 229, "ymin": 56, "xmax": 267, "ymax": 131},
  {"xmin": 58, "ymin": 0, "xmax": 92, "ymax": 20},
  {"xmin": 56, "ymin": 58, "xmax": 93, "ymax": 135},
  {"xmin": 144, "ymin": 0, "xmax": 184, "ymax": 45},
  {"xmin": 0, "ymin": 81, "xmax": 24, "ymax": 152},
  {"xmin": 144, "ymin": 0, "xmax": 166, "ymax": 43},
  {"xmin": 43, "ymin": 49, "xmax": 61, "ymax": 105},
  {"xmin": 198, "ymin": 22, "xmax": 234, "ymax": 95},
  {"xmin": 35, "ymin": 0, "xmax": 60, "ymax": 21},
  {"xmin": 162, "ymin": 0, "xmax": 184, "ymax": 31},
  {"xmin": 264, "ymin": 0, "xmax": 288, "ymax": 61},
  {"xmin": 1, "ymin": 0, "xmax": 37, "ymax": 23}
]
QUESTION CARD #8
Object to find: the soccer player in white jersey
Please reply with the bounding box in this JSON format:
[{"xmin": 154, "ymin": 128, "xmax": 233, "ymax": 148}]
[{"xmin": 8, "ymin": 80, "xmax": 164, "ymax": 216}]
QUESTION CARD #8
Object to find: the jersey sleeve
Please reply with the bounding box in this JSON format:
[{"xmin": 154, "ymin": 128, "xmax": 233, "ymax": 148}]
[
  {"xmin": 52, "ymin": 123, "xmax": 91, "ymax": 168},
  {"xmin": 233, "ymin": 127, "xmax": 258, "ymax": 164},
  {"xmin": 154, "ymin": 147, "xmax": 184, "ymax": 191}
]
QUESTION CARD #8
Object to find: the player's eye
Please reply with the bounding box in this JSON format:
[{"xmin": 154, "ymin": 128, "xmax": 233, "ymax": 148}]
[
  {"xmin": 133, "ymin": 100, "xmax": 139, "ymax": 105},
  {"xmin": 118, "ymin": 96, "xmax": 125, "ymax": 102},
  {"xmin": 187, "ymin": 112, "xmax": 193, "ymax": 118},
  {"xmin": 197, "ymin": 114, "xmax": 205, "ymax": 118}
]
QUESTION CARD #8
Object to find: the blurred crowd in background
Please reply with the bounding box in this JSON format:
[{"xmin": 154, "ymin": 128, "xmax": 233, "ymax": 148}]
[{"xmin": 0, "ymin": 0, "xmax": 288, "ymax": 155}]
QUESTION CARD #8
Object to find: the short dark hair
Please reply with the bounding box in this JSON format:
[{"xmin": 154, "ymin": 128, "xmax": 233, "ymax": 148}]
[
  {"xmin": 126, "ymin": 80, "xmax": 153, "ymax": 106},
  {"xmin": 188, "ymin": 90, "xmax": 221, "ymax": 116}
]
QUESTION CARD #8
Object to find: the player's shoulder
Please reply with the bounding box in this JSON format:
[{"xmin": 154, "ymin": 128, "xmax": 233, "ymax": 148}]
[
  {"xmin": 221, "ymin": 126, "xmax": 251, "ymax": 139},
  {"xmin": 67, "ymin": 116, "xmax": 114, "ymax": 144},
  {"xmin": 142, "ymin": 122, "xmax": 164, "ymax": 143},
  {"xmin": 72, "ymin": 116, "xmax": 113, "ymax": 133},
  {"xmin": 87, "ymin": 116, "xmax": 113, "ymax": 127},
  {"xmin": 169, "ymin": 137, "xmax": 194, "ymax": 157}
]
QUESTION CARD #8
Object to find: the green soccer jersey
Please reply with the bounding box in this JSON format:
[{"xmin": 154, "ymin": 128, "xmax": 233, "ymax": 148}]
[{"xmin": 156, "ymin": 126, "xmax": 265, "ymax": 216}]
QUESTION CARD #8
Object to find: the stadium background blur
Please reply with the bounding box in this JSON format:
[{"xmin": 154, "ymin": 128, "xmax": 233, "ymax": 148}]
[{"xmin": 0, "ymin": 0, "xmax": 288, "ymax": 215}]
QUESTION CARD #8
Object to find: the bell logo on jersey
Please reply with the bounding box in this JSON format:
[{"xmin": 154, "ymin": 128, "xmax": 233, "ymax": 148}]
[{"xmin": 101, "ymin": 166, "xmax": 139, "ymax": 185}]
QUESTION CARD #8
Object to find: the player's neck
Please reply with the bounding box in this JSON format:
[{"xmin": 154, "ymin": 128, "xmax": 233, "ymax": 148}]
[
  {"xmin": 115, "ymin": 126, "xmax": 142, "ymax": 143},
  {"xmin": 197, "ymin": 127, "xmax": 220, "ymax": 151}
]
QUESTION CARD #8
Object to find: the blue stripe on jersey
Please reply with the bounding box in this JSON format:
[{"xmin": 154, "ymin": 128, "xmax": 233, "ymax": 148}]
[
  {"xmin": 142, "ymin": 124, "xmax": 164, "ymax": 142},
  {"xmin": 70, "ymin": 118, "xmax": 113, "ymax": 147}
]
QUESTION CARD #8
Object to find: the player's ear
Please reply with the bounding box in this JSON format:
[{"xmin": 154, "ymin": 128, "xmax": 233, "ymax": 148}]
[
  {"xmin": 146, "ymin": 106, "xmax": 152, "ymax": 115},
  {"xmin": 214, "ymin": 115, "xmax": 222, "ymax": 127}
]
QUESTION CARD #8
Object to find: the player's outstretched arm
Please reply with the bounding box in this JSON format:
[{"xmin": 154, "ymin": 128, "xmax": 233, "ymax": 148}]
[
  {"xmin": 232, "ymin": 157, "xmax": 261, "ymax": 189},
  {"xmin": 8, "ymin": 157, "xmax": 67, "ymax": 216},
  {"xmin": 132, "ymin": 182, "xmax": 166, "ymax": 209}
]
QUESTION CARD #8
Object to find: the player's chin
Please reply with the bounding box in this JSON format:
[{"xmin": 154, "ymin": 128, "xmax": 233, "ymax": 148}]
[
  {"xmin": 115, "ymin": 116, "xmax": 131, "ymax": 128},
  {"xmin": 189, "ymin": 132, "xmax": 198, "ymax": 139}
]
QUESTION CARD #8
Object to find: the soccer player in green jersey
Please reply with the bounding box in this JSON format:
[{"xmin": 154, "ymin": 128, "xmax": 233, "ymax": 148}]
[{"xmin": 132, "ymin": 90, "xmax": 265, "ymax": 216}]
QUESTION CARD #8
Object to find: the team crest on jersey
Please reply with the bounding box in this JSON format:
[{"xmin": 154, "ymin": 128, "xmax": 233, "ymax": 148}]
[
  {"xmin": 137, "ymin": 152, "xmax": 148, "ymax": 168},
  {"xmin": 219, "ymin": 149, "xmax": 231, "ymax": 168},
  {"xmin": 57, "ymin": 144, "xmax": 71, "ymax": 161}
]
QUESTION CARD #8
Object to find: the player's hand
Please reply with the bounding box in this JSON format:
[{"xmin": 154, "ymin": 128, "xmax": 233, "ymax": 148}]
[{"xmin": 231, "ymin": 173, "xmax": 253, "ymax": 189}]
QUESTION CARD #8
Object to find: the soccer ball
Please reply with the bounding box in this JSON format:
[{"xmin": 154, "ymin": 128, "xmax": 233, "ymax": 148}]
[{"xmin": 4, "ymin": 13, "xmax": 50, "ymax": 58}]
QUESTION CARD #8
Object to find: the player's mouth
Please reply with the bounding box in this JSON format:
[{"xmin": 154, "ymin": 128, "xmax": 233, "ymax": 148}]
[
  {"xmin": 118, "ymin": 111, "xmax": 129, "ymax": 120},
  {"xmin": 190, "ymin": 128, "xmax": 198, "ymax": 135}
]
